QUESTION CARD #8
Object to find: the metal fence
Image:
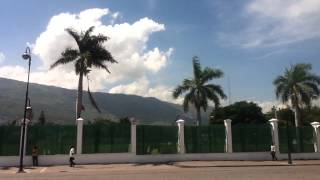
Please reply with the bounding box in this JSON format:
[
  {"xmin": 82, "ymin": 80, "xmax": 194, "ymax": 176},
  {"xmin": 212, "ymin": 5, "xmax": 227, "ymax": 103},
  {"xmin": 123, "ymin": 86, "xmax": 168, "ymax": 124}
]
[
  {"xmin": 0, "ymin": 125, "xmax": 20, "ymax": 156},
  {"xmin": 27, "ymin": 125, "xmax": 76, "ymax": 155},
  {"xmin": 232, "ymin": 124, "xmax": 272, "ymax": 152},
  {"xmin": 82, "ymin": 123, "xmax": 130, "ymax": 153},
  {"xmin": 184, "ymin": 125, "xmax": 225, "ymax": 153},
  {"xmin": 136, "ymin": 125, "xmax": 178, "ymax": 155},
  {"xmin": 0, "ymin": 123, "xmax": 317, "ymax": 156},
  {"xmin": 0, "ymin": 124, "xmax": 130, "ymax": 156},
  {"xmin": 278, "ymin": 126, "xmax": 314, "ymax": 153}
]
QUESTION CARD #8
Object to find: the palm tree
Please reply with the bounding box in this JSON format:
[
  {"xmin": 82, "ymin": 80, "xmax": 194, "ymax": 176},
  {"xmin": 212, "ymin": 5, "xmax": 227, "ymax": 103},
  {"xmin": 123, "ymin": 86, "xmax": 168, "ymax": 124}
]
[
  {"xmin": 173, "ymin": 56, "xmax": 226, "ymax": 126},
  {"xmin": 50, "ymin": 26, "xmax": 117, "ymax": 119},
  {"xmin": 273, "ymin": 63, "xmax": 320, "ymax": 127}
]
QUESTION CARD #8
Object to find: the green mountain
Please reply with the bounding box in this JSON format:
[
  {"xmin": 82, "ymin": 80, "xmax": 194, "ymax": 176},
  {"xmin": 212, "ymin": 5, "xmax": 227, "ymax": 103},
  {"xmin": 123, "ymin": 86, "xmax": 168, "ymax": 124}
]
[{"xmin": 0, "ymin": 78, "xmax": 209, "ymax": 125}]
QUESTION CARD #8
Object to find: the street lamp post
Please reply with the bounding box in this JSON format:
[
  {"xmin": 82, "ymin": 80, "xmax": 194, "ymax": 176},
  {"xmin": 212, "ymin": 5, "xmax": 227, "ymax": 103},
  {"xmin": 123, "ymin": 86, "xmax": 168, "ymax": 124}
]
[
  {"xmin": 18, "ymin": 47, "xmax": 32, "ymax": 173},
  {"xmin": 285, "ymin": 110, "xmax": 293, "ymax": 164}
]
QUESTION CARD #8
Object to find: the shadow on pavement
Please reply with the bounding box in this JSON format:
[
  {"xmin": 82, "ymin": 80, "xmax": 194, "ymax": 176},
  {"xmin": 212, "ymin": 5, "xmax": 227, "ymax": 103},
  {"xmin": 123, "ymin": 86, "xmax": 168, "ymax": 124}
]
[{"xmin": 133, "ymin": 162, "xmax": 174, "ymax": 166}]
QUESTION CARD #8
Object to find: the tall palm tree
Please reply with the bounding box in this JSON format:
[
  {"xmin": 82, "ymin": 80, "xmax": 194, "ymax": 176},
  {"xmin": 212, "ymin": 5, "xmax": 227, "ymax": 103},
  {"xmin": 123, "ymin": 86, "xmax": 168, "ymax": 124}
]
[
  {"xmin": 173, "ymin": 56, "xmax": 226, "ymax": 126},
  {"xmin": 50, "ymin": 26, "xmax": 117, "ymax": 119},
  {"xmin": 273, "ymin": 63, "xmax": 320, "ymax": 127}
]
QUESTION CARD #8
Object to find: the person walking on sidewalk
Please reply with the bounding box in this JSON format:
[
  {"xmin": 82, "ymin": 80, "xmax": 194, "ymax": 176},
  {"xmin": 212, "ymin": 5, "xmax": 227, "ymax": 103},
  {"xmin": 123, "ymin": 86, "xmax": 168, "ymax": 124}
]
[
  {"xmin": 69, "ymin": 146, "xmax": 76, "ymax": 167},
  {"xmin": 270, "ymin": 144, "xmax": 277, "ymax": 161}
]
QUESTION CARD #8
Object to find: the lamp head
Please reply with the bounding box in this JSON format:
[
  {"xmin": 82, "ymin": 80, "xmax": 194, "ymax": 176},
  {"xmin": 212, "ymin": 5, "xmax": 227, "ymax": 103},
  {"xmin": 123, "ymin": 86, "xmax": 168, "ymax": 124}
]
[
  {"xmin": 22, "ymin": 47, "xmax": 31, "ymax": 60},
  {"xmin": 22, "ymin": 52, "xmax": 31, "ymax": 60}
]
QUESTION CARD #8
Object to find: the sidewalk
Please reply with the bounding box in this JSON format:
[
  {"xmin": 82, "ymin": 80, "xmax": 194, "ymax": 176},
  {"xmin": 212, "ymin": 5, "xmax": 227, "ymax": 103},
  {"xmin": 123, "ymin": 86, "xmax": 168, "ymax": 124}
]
[
  {"xmin": 1, "ymin": 160, "xmax": 320, "ymax": 174},
  {"xmin": 173, "ymin": 160, "xmax": 320, "ymax": 168}
]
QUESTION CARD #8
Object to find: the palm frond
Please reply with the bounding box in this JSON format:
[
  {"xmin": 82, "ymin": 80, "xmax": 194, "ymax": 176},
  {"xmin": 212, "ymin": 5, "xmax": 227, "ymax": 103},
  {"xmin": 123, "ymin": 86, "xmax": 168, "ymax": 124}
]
[
  {"xmin": 205, "ymin": 84, "xmax": 227, "ymax": 99},
  {"xmin": 90, "ymin": 45, "xmax": 117, "ymax": 64},
  {"xmin": 204, "ymin": 86, "xmax": 222, "ymax": 107},
  {"xmin": 65, "ymin": 28, "xmax": 81, "ymax": 46},
  {"xmin": 87, "ymin": 80, "xmax": 101, "ymax": 113},
  {"xmin": 83, "ymin": 26, "xmax": 95, "ymax": 42},
  {"xmin": 94, "ymin": 61, "xmax": 111, "ymax": 73},
  {"xmin": 273, "ymin": 76, "xmax": 287, "ymax": 85},
  {"xmin": 201, "ymin": 67, "xmax": 223, "ymax": 83},
  {"xmin": 50, "ymin": 48, "xmax": 79, "ymax": 69},
  {"xmin": 172, "ymin": 79, "xmax": 193, "ymax": 98},
  {"xmin": 198, "ymin": 87, "xmax": 208, "ymax": 111},
  {"xmin": 183, "ymin": 90, "xmax": 195, "ymax": 112},
  {"xmin": 192, "ymin": 56, "xmax": 202, "ymax": 81}
]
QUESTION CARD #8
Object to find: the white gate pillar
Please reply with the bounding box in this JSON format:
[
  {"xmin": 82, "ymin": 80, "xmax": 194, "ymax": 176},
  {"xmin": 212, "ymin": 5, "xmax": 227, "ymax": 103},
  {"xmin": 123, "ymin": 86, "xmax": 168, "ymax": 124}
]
[
  {"xmin": 76, "ymin": 117, "xmax": 84, "ymax": 154},
  {"xmin": 311, "ymin": 122, "xmax": 320, "ymax": 153},
  {"xmin": 269, "ymin": 118, "xmax": 280, "ymax": 154},
  {"xmin": 130, "ymin": 118, "xmax": 138, "ymax": 154},
  {"xmin": 224, "ymin": 119, "xmax": 233, "ymax": 153},
  {"xmin": 176, "ymin": 119, "xmax": 185, "ymax": 154}
]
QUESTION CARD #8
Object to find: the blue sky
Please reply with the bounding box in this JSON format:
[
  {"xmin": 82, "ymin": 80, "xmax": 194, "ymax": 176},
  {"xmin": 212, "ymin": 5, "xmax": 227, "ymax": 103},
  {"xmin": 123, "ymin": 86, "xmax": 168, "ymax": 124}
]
[{"xmin": 0, "ymin": 0, "xmax": 320, "ymax": 111}]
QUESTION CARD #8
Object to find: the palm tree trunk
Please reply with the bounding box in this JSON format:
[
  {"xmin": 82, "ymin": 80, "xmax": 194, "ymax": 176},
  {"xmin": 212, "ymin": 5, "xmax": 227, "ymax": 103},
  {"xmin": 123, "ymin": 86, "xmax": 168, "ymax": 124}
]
[
  {"xmin": 76, "ymin": 71, "xmax": 84, "ymax": 119},
  {"xmin": 294, "ymin": 107, "xmax": 301, "ymax": 127},
  {"xmin": 294, "ymin": 106, "xmax": 302, "ymax": 152},
  {"xmin": 196, "ymin": 106, "xmax": 202, "ymax": 126}
]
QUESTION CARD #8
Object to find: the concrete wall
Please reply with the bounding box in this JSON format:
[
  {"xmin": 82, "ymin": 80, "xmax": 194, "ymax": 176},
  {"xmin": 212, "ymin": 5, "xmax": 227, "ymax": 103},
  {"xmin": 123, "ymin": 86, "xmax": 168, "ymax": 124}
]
[{"xmin": 1, "ymin": 152, "xmax": 320, "ymax": 167}]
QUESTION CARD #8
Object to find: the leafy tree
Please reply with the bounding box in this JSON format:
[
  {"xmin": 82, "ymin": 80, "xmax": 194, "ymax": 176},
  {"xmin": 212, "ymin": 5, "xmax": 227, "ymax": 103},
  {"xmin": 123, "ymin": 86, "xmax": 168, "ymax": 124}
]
[
  {"xmin": 119, "ymin": 117, "xmax": 131, "ymax": 124},
  {"xmin": 264, "ymin": 107, "xmax": 295, "ymax": 126},
  {"xmin": 210, "ymin": 101, "xmax": 266, "ymax": 124},
  {"xmin": 38, "ymin": 110, "xmax": 46, "ymax": 125},
  {"xmin": 173, "ymin": 56, "xmax": 226, "ymax": 126},
  {"xmin": 50, "ymin": 26, "xmax": 117, "ymax": 119},
  {"xmin": 93, "ymin": 118, "xmax": 114, "ymax": 124},
  {"xmin": 301, "ymin": 106, "xmax": 320, "ymax": 125},
  {"xmin": 273, "ymin": 63, "xmax": 320, "ymax": 127}
]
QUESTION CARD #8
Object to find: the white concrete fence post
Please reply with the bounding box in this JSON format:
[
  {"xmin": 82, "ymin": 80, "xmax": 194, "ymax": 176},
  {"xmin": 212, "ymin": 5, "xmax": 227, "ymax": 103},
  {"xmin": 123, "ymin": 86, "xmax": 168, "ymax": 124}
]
[
  {"xmin": 224, "ymin": 119, "xmax": 233, "ymax": 153},
  {"xmin": 76, "ymin": 117, "xmax": 84, "ymax": 154},
  {"xmin": 269, "ymin": 118, "xmax": 280, "ymax": 154},
  {"xmin": 176, "ymin": 119, "xmax": 185, "ymax": 154},
  {"xmin": 310, "ymin": 122, "xmax": 320, "ymax": 153},
  {"xmin": 130, "ymin": 118, "xmax": 138, "ymax": 154}
]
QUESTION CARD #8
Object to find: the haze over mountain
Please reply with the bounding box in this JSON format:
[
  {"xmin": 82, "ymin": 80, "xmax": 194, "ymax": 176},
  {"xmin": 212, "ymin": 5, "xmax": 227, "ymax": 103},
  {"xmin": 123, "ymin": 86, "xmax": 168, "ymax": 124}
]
[{"xmin": 0, "ymin": 78, "xmax": 209, "ymax": 125}]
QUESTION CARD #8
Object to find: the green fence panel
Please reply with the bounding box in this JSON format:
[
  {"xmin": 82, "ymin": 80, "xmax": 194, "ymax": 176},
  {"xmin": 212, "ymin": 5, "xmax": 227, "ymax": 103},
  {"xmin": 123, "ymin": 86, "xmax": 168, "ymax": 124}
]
[
  {"xmin": 82, "ymin": 123, "xmax": 130, "ymax": 153},
  {"xmin": 0, "ymin": 126, "xmax": 21, "ymax": 156},
  {"xmin": 137, "ymin": 125, "xmax": 178, "ymax": 155},
  {"xmin": 232, "ymin": 124, "xmax": 272, "ymax": 152},
  {"xmin": 27, "ymin": 125, "xmax": 76, "ymax": 155},
  {"xmin": 279, "ymin": 126, "xmax": 314, "ymax": 153},
  {"xmin": 185, "ymin": 125, "xmax": 225, "ymax": 153}
]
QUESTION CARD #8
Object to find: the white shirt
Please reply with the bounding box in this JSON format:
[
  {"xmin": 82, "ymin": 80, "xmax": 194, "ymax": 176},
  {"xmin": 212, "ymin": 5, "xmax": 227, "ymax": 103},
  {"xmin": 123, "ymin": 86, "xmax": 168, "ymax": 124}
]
[
  {"xmin": 69, "ymin": 148, "xmax": 75, "ymax": 157},
  {"xmin": 271, "ymin": 145, "xmax": 276, "ymax": 152}
]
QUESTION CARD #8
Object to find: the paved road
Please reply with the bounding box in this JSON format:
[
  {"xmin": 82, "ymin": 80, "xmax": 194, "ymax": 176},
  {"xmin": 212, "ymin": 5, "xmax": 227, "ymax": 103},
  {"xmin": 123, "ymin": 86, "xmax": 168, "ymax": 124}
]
[{"xmin": 1, "ymin": 160, "xmax": 320, "ymax": 180}]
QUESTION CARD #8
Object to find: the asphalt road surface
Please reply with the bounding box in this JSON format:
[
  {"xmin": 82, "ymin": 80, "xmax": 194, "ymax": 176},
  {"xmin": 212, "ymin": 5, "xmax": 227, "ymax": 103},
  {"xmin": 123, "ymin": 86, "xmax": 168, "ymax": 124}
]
[{"xmin": 1, "ymin": 160, "xmax": 320, "ymax": 180}]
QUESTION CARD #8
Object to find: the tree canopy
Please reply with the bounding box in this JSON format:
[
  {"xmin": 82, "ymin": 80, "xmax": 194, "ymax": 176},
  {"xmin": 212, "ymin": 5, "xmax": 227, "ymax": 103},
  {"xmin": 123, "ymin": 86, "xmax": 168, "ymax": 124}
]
[{"xmin": 210, "ymin": 101, "xmax": 266, "ymax": 124}]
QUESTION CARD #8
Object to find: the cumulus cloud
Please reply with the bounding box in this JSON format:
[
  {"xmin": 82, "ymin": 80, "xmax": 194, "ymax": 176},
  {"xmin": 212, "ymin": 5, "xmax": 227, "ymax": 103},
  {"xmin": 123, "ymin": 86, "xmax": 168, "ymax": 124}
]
[
  {"xmin": 109, "ymin": 77, "xmax": 183, "ymax": 104},
  {"xmin": 0, "ymin": 52, "xmax": 5, "ymax": 64},
  {"xmin": 220, "ymin": 0, "xmax": 320, "ymax": 47},
  {"xmin": 0, "ymin": 8, "xmax": 173, "ymax": 96}
]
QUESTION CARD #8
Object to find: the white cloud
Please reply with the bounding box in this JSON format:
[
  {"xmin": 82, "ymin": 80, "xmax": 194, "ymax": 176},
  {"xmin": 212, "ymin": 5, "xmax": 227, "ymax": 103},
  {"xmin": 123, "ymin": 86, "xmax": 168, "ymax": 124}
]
[
  {"xmin": 110, "ymin": 12, "xmax": 120, "ymax": 24},
  {"xmin": 0, "ymin": 8, "xmax": 173, "ymax": 94},
  {"xmin": 221, "ymin": 0, "xmax": 320, "ymax": 47},
  {"xmin": 109, "ymin": 77, "xmax": 183, "ymax": 104},
  {"xmin": 0, "ymin": 52, "xmax": 5, "ymax": 64}
]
